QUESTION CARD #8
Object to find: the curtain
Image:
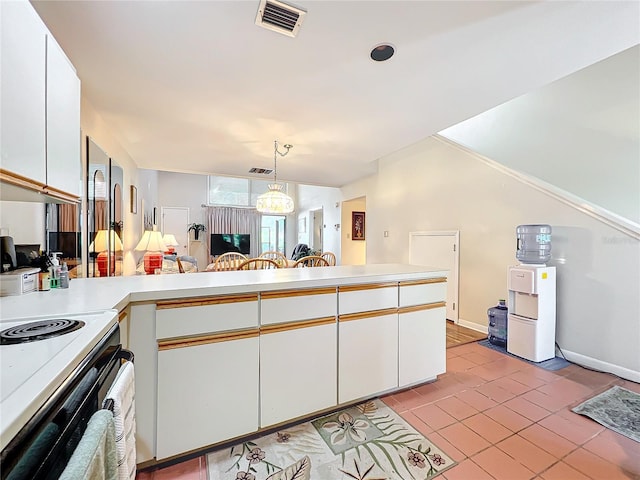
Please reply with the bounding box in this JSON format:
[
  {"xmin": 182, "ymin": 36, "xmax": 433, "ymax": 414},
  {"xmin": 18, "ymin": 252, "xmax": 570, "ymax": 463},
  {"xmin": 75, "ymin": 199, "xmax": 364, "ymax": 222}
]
[
  {"xmin": 207, "ymin": 207, "xmax": 261, "ymax": 258},
  {"xmin": 59, "ymin": 204, "xmax": 78, "ymax": 232},
  {"xmin": 94, "ymin": 200, "xmax": 108, "ymax": 230}
]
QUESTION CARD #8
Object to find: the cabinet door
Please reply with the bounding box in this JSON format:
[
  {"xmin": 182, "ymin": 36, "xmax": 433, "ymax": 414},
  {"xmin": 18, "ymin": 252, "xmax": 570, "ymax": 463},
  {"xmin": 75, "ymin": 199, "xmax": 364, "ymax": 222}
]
[
  {"xmin": 398, "ymin": 306, "xmax": 446, "ymax": 387},
  {"xmin": 46, "ymin": 35, "xmax": 81, "ymax": 197},
  {"xmin": 156, "ymin": 333, "xmax": 259, "ymax": 460},
  {"xmin": 0, "ymin": 0, "xmax": 47, "ymax": 183},
  {"xmin": 260, "ymin": 320, "xmax": 337, "ymax": 427},
  {"xmin": 338, "ymin": 311, "xmax": 398, "ymax": 404}
]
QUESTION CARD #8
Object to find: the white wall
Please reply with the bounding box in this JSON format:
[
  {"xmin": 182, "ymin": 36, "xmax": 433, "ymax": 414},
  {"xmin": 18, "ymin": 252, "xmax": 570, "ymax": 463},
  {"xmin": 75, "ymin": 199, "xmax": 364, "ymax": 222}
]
[
  {"xmin": 341, "ymin": 136, "xmax": 640, "ymax": 380},
  {"xmin": 340, "ymin": 197, "xmax": 367, "ymax": 265},
  {"xmin": 440, "ymin": 45, "xmax": 640, "ymax": 224},
  {"xmin": 156, "ymin": 171, "xmax": 208, "ymax": 268},
  {"xmin": 0, "ymin": 201, "xmax": 46, "ymax": 245},
  {"xmin": 296, "ymin": 184, "xmax": 342, "ymax": 262},
  {"xmin": 81, "ymin": 97, "xmax": 140, "ymax": 275}
]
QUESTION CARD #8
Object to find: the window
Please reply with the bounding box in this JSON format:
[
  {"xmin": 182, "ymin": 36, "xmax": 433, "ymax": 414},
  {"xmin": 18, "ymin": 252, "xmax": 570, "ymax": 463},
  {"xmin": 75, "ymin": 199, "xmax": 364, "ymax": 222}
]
[
  {"xmin": 208, "ymin": 176, "xmax": 290, "ymax": 207},
  {"xmin": 261, "ymin": 215, "xmax": 286, "ymax": 254}
]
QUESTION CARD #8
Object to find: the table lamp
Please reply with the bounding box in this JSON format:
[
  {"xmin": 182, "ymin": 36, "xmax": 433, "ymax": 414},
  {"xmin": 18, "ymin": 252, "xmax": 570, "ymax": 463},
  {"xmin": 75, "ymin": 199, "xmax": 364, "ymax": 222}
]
[
  {"xmin": 135, "ymin": 228, "xmax": 167, "ymax": 275},
  {"xmin": 89, "ymin": 230, "xmax": 123, "ymax": 276},
  {"xmin": 162, "ymin": 233, "xmax": 179, "ymax": 254}
]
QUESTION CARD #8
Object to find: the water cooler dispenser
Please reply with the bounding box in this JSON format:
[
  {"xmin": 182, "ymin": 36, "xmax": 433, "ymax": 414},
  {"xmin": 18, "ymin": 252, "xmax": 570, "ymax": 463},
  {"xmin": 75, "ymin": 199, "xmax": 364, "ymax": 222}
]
[{"xmin": 506, "ymin": 225, "xmax": 556, "ymax": 362}]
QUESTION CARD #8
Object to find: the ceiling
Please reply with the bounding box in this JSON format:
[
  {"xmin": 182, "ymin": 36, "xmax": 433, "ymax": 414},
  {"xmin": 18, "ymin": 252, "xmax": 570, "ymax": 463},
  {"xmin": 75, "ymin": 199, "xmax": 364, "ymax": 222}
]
[{"xmin": 31, "ymin": 0, "xmax": 639, "ymax": 188}]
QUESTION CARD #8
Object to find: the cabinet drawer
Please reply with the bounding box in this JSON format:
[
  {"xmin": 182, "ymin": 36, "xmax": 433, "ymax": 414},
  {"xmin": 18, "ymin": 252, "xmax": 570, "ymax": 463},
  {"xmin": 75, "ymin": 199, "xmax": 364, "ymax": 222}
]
[
  {"xmin": 156, "ymin": 294, "xmax": 258, "ymax": 339},
  {"xmin": 399, "ymin": 278, "xmax": 447, "ymax": 307},
  {"xmin": 338, "ymin": 283, "xmax": 397, "ymax": 315},
  {"xmin": 261, "ymin": 288, "xmax": 336, "ymax": 326}
]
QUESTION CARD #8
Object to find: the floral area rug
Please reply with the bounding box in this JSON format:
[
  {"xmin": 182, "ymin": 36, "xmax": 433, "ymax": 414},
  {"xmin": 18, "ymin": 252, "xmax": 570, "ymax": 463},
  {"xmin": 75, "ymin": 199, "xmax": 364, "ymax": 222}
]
[
  {"xmin": 572, "ymin": 385, "xmax": 640, "ymax": 443},
  {"xmin": 207, "ymin": 399, "xmax": 456, "ymax": 479}
]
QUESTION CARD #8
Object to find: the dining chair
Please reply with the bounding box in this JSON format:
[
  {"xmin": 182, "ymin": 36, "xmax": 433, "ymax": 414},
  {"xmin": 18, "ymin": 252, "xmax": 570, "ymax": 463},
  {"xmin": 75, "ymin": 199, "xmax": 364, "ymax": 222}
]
[
  {"xmin": 292, "ymin": 256, "xmax": 330, "ymax": 268},
  {"xmin": 237, "ymin": 258, "xmax": 280, "ymax": 270},
  {"xmin": 259, "ymin": 251, "xmax": 288, "ymax": 267},
  {"xmin": 321, "ymin": 251, "xmax": 336, "ymax": 266},
  {"xmin": 212, "ymin": 252, "xmax": 248, "ymax": 271}
]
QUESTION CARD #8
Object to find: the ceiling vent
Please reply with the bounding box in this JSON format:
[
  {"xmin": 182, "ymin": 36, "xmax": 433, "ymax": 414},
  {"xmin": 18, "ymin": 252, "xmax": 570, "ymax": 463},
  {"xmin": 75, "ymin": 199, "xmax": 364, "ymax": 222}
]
[
  {"xmin": 255, "ymin": 0, "xmax": 306, "ymax": 38},
  {"xmin": 249, "ymin": 167, "xmax": 274, "ymax": 175}
]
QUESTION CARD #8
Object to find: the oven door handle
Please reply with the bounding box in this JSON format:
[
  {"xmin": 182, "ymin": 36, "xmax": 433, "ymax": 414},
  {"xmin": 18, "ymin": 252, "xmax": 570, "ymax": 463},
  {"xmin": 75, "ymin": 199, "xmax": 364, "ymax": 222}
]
[{"xmin": 118, "ymin": 348, "xmax": 134, "ymax": 363}]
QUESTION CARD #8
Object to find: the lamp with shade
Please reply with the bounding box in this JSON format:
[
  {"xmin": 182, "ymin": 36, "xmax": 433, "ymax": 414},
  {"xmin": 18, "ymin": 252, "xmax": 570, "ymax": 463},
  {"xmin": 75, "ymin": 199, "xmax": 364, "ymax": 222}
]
[
  {"xmin": 256, "ymin": 140, "xmax": 294, "ymax": 214},
  {"xmin": 162, "ymin": 233, "xmax": 179, "ymax": 254},
  {"xmin": 89, "ymin": 229, "xmax": 123, "ymax": 277},
  {"xmin": 135, "ymin": 229, "xmax": 167, "ymax": 275}
]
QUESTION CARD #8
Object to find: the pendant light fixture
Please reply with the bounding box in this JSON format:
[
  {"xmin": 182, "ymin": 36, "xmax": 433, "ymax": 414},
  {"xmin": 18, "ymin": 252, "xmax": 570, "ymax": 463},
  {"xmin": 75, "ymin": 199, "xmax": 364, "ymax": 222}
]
[{"xmin": 256, "ymin": 140, "xmax": 294, "ymax": 214}]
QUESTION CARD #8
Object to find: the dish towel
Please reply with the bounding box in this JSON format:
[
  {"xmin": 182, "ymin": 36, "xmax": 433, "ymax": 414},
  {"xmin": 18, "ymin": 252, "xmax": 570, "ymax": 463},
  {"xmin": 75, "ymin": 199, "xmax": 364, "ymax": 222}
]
[
  {"xmin": 103, "ymin": 361, "xmax": 137, "ymax": 480},
  {"xmin": 59, "ymin": 409, "xmax": 117, "ymax": 480}
]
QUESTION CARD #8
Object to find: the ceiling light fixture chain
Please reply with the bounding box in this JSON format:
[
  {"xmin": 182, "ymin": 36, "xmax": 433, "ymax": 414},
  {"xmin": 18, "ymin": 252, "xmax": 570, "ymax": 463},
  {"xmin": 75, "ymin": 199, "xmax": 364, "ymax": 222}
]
[{"xmin": 273, "ymin": 140, "xmax": 292, "ymax": 185}]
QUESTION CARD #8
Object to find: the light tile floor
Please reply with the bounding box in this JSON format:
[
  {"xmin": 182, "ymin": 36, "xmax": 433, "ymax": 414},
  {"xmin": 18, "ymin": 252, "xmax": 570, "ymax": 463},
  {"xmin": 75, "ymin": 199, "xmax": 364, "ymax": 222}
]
[{"xmin": 137, "ymin": 342, "xmax": 640, "ymax": 479}]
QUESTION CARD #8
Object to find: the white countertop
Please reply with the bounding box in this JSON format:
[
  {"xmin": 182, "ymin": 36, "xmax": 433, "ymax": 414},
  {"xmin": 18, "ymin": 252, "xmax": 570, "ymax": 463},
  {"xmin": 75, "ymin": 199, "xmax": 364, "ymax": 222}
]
[{"xmin": 0, "ymin": 264, "xmax": 448, "ymax": 320}]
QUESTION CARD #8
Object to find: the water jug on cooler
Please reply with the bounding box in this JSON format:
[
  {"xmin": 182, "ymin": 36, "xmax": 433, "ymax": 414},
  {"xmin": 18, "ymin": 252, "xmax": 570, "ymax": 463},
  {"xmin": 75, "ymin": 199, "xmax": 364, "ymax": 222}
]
[
  {"xmin": 516, "ymin": 224, "xmax": 552, "ymax": 264},
  {"xmin": 488, "ymin": 299, "xmax": 508, "ymax": 346}
]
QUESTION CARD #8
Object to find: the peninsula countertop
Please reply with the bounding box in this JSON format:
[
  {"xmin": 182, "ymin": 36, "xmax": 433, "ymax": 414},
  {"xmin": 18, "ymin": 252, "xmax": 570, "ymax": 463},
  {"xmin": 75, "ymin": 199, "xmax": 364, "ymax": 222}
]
[{"xmin": 0, "ymin": 264, "xmax": 448, "ymax": 320}]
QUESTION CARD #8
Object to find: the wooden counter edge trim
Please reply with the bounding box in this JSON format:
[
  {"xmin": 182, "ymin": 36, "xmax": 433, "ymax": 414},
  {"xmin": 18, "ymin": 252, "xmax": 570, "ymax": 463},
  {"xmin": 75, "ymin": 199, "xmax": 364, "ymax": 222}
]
[
  {"xmin": 118, "ymin": 311, "xmax": 128, "ymax": 323},
  {"xmin": 338, "ymin": 283, "xmax": 398, "ymax": 293},
  {"xmin": 156, "ymin": 293, "xmax": 258, "ymax": 309},
  {"xmin": 43, "ymin": 184, "xmax": 81, "ymax": 203},
  {"xmin": 260, "ymin": 317, "xmax": 336, "ymax": 335},
  {"xmin": 339, "ymin": 308, "xmax": 398, "ymax": 322},
  {"xmin": 398, "ymin": 302, "xmax": 446, "ymax": 314},
  {"xmin": 158, "ymin": 328, "xmax": 259, "ymax": 350},
  {"xmin": 399, "ymin": 277, "xmax": 447, "ymax": 286},
  {"xmin": 261, "ymin": 287, "xmax": 337, "ymax": 300}
]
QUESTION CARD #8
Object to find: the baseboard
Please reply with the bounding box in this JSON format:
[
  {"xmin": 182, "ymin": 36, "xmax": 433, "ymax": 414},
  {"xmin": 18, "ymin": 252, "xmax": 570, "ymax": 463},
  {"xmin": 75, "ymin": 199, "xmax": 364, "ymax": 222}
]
[
  {"xmin": 457, "ymin": 318, "xmax": 487, "ymax": 334},
  {"xmin": 560, "ymin": 349, "xmax": 640, "ymax": 383}
]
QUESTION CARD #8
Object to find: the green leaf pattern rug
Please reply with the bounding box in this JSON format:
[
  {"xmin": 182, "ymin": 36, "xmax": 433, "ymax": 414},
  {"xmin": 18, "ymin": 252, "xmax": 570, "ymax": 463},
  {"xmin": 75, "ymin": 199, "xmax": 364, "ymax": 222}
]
[{"xmin": 207, "ymin": 399, "xmax": 455, "ymax": 479}]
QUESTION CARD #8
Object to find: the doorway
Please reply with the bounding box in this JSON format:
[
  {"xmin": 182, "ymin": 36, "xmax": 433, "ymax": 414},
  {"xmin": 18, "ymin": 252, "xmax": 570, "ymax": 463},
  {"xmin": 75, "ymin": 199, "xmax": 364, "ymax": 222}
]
[
  {"xmin": 161, "ymin": 207, "xmax": 189, "ymax": 256},
  {"xmin": 409, "ymin": 231, "xmax": 460, "ymax": 323},
  {"xmin": 309, "ymin": 208, "xmax": 323, "ymax": 252},
  {"xmin": 340, "ymin": 196, "xmax": 366, "ymax": 265}
]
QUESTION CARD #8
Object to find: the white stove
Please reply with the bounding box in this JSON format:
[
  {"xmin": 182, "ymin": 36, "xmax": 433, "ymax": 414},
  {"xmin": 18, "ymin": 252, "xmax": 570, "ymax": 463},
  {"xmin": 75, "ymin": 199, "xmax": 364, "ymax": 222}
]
[{"xmin": 0, "ymin": 310, "xmax": 118, "ymax": 450}]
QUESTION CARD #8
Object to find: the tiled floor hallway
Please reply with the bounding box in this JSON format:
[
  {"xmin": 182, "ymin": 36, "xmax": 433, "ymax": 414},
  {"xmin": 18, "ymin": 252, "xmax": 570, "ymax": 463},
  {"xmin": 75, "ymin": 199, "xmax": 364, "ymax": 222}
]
[{"xmin": 138, "ymin": 331, "xmax": 640, "ymax": 479}]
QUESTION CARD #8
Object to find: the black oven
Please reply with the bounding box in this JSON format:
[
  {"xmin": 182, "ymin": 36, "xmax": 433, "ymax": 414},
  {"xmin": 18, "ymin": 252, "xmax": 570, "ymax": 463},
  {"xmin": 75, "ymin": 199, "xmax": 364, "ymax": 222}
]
[{"xmin": 1, "ymin": 323, "xmax": 132, "ymax": 480}]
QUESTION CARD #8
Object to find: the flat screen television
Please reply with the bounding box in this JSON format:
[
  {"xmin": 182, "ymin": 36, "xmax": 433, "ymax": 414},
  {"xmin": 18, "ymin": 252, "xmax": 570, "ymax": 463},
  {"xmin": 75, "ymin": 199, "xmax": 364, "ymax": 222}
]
[{"xmin": 210, "ymin": 234, "xmax": 251, "ymax": 256}]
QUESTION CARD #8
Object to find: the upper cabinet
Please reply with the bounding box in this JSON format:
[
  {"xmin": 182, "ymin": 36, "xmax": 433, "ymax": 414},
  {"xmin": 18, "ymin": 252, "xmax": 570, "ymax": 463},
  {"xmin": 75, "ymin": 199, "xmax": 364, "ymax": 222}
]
[
  {"xmin": 0, "ymin": 0, "xmax": 47, "ymax": 185},
  {"xmin": 46, "ymin": 36, "xmax": 81, "ymax": 198},
  {"xmin": 0, "ymin": 0, "xmax": 81, "ymax": 202}
]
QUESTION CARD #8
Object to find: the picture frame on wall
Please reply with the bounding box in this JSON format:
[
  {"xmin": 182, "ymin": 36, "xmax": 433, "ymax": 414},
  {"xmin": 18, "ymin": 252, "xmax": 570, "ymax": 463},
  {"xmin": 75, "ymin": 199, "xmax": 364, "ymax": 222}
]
[
  {"xmin": 352, "ymin": 211, "xmax": 365, "ymax": 240},
  {"xmin": 130, "ymin": 185, "xmax": 137, "ymax": 214}
]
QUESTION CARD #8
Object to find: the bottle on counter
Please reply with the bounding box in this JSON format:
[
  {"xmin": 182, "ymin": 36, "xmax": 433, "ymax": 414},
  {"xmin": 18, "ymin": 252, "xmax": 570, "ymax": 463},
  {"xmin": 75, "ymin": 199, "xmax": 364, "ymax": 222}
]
[
  {"xmin": 39, "ymin": 271, "xmax": 50, "ymax": 291},
  {"xmin": 59, "ymin": 262, "xmax": 69, "ymax": 289}
]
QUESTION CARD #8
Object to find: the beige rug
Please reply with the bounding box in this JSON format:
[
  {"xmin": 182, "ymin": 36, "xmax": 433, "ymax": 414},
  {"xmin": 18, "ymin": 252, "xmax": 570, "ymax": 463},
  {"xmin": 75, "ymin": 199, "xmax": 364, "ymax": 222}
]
[{"xmin": 207, "ymin": 399, "xmax": 455, "ymax": 479}]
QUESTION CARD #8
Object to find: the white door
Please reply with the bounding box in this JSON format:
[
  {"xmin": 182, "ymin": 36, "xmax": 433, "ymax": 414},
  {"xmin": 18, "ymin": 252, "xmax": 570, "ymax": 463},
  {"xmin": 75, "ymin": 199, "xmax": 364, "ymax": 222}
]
[
  {"xmin": 161, "ymin": 207, "xmax": 189, "ymax": 256},
  {"xmin": 409, "ymin": 231, "xmax": 459, "ymax": 322}
]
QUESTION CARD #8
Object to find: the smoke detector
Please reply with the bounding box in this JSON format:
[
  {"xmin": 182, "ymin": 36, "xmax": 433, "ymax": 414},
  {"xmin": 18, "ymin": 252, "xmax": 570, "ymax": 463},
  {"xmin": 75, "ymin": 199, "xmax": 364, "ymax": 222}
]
[{"xmin": 255, "ymin": 0, "xmax": 307, "ymax": 38}]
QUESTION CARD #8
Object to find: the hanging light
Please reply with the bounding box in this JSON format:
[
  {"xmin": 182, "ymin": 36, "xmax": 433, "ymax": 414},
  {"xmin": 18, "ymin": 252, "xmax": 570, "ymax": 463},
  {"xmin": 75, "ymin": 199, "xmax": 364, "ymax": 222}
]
[{"xmin": 256, "ymin": 140, "xmax": 294, "ymax": 214}]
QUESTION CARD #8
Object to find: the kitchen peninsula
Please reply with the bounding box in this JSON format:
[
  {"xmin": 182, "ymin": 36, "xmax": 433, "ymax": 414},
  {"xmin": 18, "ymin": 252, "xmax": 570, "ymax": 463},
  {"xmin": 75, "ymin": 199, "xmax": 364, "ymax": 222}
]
[{"xmin": 0, "ymin": 264, "xmax": 448, "ymax": 466}]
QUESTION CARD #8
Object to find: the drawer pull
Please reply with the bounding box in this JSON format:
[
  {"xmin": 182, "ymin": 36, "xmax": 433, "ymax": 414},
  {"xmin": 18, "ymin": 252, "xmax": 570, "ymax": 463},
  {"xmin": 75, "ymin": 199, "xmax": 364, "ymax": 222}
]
[
  {"xmin": 156, "ymin": 293, "xmax": 258, "ymax": 309},
  {"xmin": 261, "ymin": 288, "xmax": 336, "ymax": 300},
  {"xmin": 339, "ymin": 308, "xmax": 398, "ymax": 322},
  {"xmin": 399, "ymin": 277, "xmax": 447, "ymax": 286},
  {"xmin": 260, "ymin": 317, "xmax": 336, "ymax": 335},
  {"xmin": 158, "ymin": 328, "xmax": 259, "ymax": 350},
  {"xmin": 338, "ymin": 283, "xmax": 397, "ymax": 293},
  {"xmin": 398, "ymin": 302, "xmax": 446, "ymax": 314}
]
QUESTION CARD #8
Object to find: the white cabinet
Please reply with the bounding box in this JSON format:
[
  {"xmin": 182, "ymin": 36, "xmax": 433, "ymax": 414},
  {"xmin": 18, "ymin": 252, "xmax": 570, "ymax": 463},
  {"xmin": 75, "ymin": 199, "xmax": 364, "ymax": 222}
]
[
  {"xmin": 398, "ymin": 305, "xmax": 446, "ymax": 387},
  {"xmin": 338, "ymin": 311, "xmax": 398, "ymax": 404},
  {"xmin": 156, "ymin": 334, "xmax": 259, "ymax": 460},
  {"xmin": 0, "ymin": 0, "xmax": 80, "ymax": 200},
  {"xmin": 398, "ymin": 279, "xmax": 447, "ymax": 387},
  {"xmin": 260, "ymin": 288, "xmax": 337, "ymax": 427},
  {"xmin": 154, "ymin": 295, "xmax": 260, "ymax": 460},
  {"xmin": 0, "ymin": 0, "xmax": 47, "ymax": 184},
  {"xmin": 260, "ymin": 321, "xmax": 337, "ymax": 427},
  {"xmin": 46, "ymin": 36, "xmax": 81, "ymax": 197}
]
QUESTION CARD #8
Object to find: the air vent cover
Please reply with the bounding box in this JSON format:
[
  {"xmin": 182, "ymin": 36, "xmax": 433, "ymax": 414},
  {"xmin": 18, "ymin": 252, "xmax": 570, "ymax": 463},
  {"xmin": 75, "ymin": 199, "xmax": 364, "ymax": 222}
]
[
  {"xmin": 255, "ymin": 0, "xmax": 306, "ymax": 38},
  {"xmin": 249, "ymin": 167, "xmax": 274, "ymax": 175}
]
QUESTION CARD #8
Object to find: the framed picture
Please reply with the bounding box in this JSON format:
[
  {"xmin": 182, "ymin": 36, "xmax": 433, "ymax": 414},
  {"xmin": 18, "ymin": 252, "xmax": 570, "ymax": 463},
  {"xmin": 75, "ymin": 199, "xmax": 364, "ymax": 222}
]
[
  {"xmin": 298, "ymin": 216, "xmax": 307, "ymax": 234},
  {"xmin": 130, "ymin": 185, "xmax": 137, "ymax": 214},
  {"xmin": 352, "ymin": 211, "xmax": 365, "ymax": 240}
]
